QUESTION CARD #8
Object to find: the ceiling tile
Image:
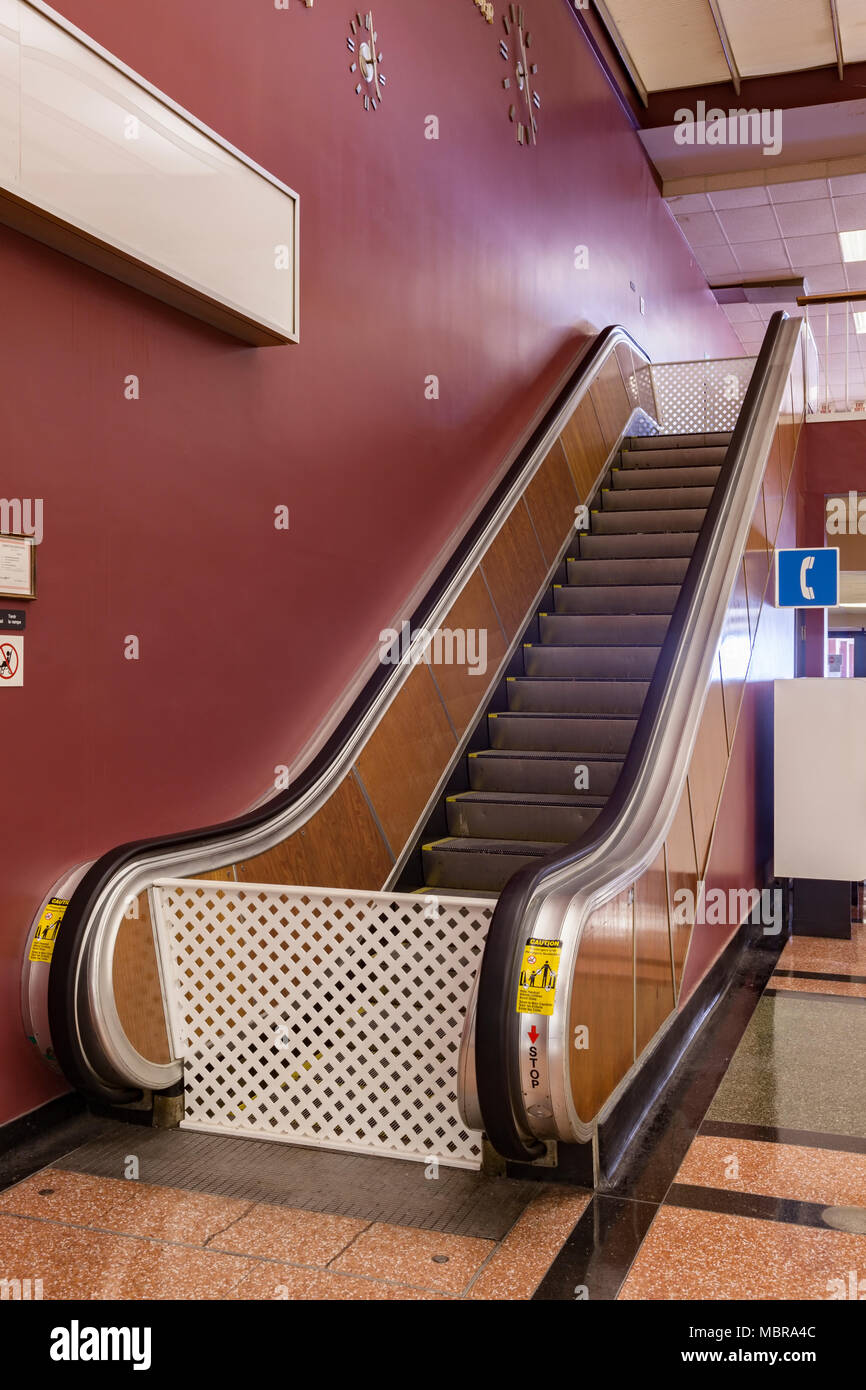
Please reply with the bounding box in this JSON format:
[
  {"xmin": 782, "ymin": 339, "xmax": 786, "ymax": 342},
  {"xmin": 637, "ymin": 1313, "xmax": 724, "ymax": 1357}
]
[
  {"xmin": 774, "ymin": 199, "xmax": 837, "ymax": 237},
  {"xmin": 846, "ymin": 262, "xmax": 866, "ymax": 290},
  {"xmin": 834, "ymin": 194, "xmax": 866, "ymax": 233},
  {"xmin": 667, "ymin": 193, "xmax": 712, "ymax": 213},
  {"xmin": 801, "ymin": 265, "xmax": 848, "ymax": 292},
  {"xmin": 786, "ymin": 232, "xmax": 844, "ymax": 267},
  {"xmin": 769, "ymin": 179, "xmax": 830, "ymax": 204},
  {"xmin": 829, "ymin": 173, "xmax": 866, "ymax": 197},
  {"xmin": 736, "ymin": 322, "xmax": 770, "ymax": 345},
  {"xmin": 732, "ymin": 239, "xmax": 789, "ymax": 273},
  {"xmin": 675, "ymin": 211, "xmax": 726, "ymax": 246},
  {"xmin": 723, "ymin": 303, "xmax": 760, "ymax": 322},
  {"xmin": 708, "ymin": 187, "xmax": 770, "ymax": 210},
  {"xmin": 695, "ymin": 244, "xmax": 740, "ymax": 276},
  {"xmin": 717, "ymin": 205, "xmax": 781, "ymax": 243}
]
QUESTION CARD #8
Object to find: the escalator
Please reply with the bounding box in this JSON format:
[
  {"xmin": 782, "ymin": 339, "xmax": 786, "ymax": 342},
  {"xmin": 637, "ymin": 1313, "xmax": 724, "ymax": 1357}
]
[
  {"xmin": 22, "ymin": 312, "xmax": 806, "ymax": 1178},
  {"xmin": 407, "ymin": 432, "xmax": 730, "ymax": 894}
]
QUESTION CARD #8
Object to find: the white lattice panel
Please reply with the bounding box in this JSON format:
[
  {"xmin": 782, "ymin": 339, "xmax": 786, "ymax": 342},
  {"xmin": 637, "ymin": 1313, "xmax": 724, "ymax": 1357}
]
[
  {"xmin": 150, "ymin": 880, "xmax": 493, "ymax": 1169},
  {"xmin": 650, "ymin": 358, "xmax": 755, "ymax": 435}
]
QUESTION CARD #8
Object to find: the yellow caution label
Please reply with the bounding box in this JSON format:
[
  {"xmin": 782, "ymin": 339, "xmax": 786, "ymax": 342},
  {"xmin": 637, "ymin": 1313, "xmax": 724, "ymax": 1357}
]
[
  {"xmin": 28, "ymin": 898, "xmax": 68, "ymax": 964},
  {"xmin": 516, "ymin": 937, "xmax": 562, "ymax": 1016}
]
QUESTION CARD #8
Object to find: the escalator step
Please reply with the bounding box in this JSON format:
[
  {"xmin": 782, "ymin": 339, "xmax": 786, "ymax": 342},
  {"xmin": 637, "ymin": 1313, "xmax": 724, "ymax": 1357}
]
[
  {"xmin": 609, "ymin": 464, "xmax": 720, "ymax": 489},
  {"xmin": 467, "ymin": 749, "xmax": 624, "ymax": 796},
  {"xmin": 522, "ymin": 643, "xmax": 660, "ymax": 678},
  {"xmin": 506, "ymin": 676, "xmax": 648, "ymax": 716},
  {"xmin": 601, "ymin": 485, "xmax": 714, "ymax": 511},
  {"xmin": 552, "ymin": 583, "xmax": 680, "ymax": 615},
  {"xmin": 564, "ymin": 555, "xmax": 690, "ymax": 586},
  {"xmin": 578, "ymin": 532, "xmax": 699, "ymax": 559},
  {"xmin": 538, "ymin": 611, "xmax": 671, "ymax": 645},
  {"xmin": 488, "ymin": 710, "xmax": 636, "ymax": 754},
  {"xmin": 624, "ymin": 433, "xmax": 730, "ymax": 452},
  {"xmin": 591, "ymin": 507, "xmax": 706, "ymax": 534},
  {"xmin": 422, "ymin": 837, "xmax": 564, "ymax": 892},
  {"xmin": 446, "ymin": 791, "xmax": 604, "ymax": 842}
]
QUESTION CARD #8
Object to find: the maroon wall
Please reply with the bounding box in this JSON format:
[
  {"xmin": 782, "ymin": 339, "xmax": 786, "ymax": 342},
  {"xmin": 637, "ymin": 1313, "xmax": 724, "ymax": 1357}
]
[
  {"xmin": 2, "ymin": 0, "xmax": 741, "ymax": 1124},
  {"xmin": 800, "ymin": 419, "xmax": 866, "ymax": 512}
]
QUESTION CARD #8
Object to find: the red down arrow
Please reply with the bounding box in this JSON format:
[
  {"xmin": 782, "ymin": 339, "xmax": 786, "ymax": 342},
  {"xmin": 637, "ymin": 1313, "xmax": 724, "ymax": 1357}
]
[{"xmin": 528, "ymin": 1026, "xmax": 539, "ymax": 1043}]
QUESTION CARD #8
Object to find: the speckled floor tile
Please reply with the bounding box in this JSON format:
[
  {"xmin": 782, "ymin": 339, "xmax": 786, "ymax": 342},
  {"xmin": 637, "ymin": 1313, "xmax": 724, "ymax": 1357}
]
[
  {"xmin": 104, "ymin": 1181, "xmax": 254, "ymax": 1245},
  {"xmin": 771, "ymin": 976, "xmax": 866, "ymax": 999},
  {"xmin": 330, "ymin": 1221, "xmax": 495, "ymax": 1294},
  {"xmin": 707, "ymin": 995, "xmax": 866, "ymax": 1137},
  {"xmin": 676, "ymin": 1135, "xmax": 866, "ymax": 1209},
  {"xmin": 0, "ymin": 1213, "xmax": 254, "ymax": 1300},
  {"xmin": 776, "ymin": 925, "xmax": 866, "ymax": 976},
  {"xmin": 0, "ymin": 1168, "xmax": 256, "ymax": 1246},
  {"xmin": 212, "ymin": 1203, "xmax": 368, "ymax": 1265},
  {"xmin": 466, "ymin": 1186, "xmax": 590, "ymax": 1300},
  {"xmin": 618, "ymin": 1206, "xmax": 866, "ymax": 1300},
  {"xmin": 0, "ymin": 1169, "xmax": 120, "ymax": 1227},
  {"xmin": 232, "ymin": 1264, "xmax": 447, "ymax": 1300}
]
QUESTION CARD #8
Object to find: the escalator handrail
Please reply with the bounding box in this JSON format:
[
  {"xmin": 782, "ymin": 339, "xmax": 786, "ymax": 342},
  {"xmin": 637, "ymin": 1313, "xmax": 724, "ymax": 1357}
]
[
  {"xmin": 45, "ymin": 324, "xmax": 651, "ymax": 1104},
  {"xmin": 475, "ymin": 310, "xmax": 798, "ymax": 1161}
]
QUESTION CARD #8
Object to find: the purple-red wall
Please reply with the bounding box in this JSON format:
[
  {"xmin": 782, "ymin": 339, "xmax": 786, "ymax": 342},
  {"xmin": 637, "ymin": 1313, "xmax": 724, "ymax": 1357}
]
[{"xmin": 2, "ymin": 0, "xmax": 741, "ymax": 1125}]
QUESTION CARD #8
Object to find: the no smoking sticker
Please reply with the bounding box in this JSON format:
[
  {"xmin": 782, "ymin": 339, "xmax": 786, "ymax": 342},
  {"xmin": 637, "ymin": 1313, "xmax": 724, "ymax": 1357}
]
[
  {"xmin": 0, "ymin": 634, "xmax": 23, "ymax": 686},
  {"xmin": 516, "ymin": 937, "xmax": 562, "ymax": 1016}
]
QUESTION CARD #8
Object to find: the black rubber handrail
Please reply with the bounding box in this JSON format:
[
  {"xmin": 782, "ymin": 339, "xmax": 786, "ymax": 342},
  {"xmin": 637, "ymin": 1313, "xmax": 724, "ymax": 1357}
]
[
  {"xmin": 475, "ymin": 311, "xmax": 789, "ymax": 1162},
  {"xmin": 47, "ymin": 324, "xmax": 650, "ymax": 1105}
]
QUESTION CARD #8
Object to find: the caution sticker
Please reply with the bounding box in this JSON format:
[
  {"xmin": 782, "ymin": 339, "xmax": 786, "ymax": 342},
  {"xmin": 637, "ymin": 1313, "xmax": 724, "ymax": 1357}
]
[
  {"xmin": 516, "ymin": 937, "xmax": 562, "ymax": 1016},
  {"xmin": 28, "ymin": 898, "xmax": 68, "ymax": 964}
]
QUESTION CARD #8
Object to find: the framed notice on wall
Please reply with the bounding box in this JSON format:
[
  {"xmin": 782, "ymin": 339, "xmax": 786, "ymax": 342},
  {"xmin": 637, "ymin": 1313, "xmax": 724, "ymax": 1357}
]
[{"xmin": 0, "ymin": 536, "xmax": 36, "ymax": 599}]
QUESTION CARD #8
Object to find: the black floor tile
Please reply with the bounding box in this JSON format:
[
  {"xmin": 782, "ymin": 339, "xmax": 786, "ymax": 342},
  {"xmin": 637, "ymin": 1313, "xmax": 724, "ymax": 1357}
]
[{"xmin": 532, "ymin": 1194, "xmax": 657, "ymax": 1301}]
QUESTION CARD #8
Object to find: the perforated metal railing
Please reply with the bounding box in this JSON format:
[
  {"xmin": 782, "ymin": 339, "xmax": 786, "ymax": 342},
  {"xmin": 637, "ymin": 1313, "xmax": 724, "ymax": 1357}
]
[
  {"xmin": 629, "ymin": 357, "xmax": 756, "ymax": 435},
  {"xmin": 150, "ymin": 880, "xmax": 494, "ymax": 1169}
]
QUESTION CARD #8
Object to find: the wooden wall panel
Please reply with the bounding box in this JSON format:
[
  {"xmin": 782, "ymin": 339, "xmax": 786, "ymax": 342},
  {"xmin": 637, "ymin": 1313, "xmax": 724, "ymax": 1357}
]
[
  {"xmin": 568, "ymin": 888, "xmax": 634, "ymax": 1123},
  {"xmin": 718, "ymin": 561, "xmax": 751, "ymax": 751},
  {"xmin": 687, "ymin": 672, "xmax": 729, "ymax": 874},
  {"xmin": 589, "ymin": 353, "xmax": 631, "ymax": 454},
  {"xmin": 524, "ymin": 440, "xmax": 580, "ymax": 564},
  {"xmin": 778, "ymin": 377, "xmax": 797, "ymax": 489},
  {"xmin": 762, "ymin": 428, "xmax": 785, "ymax": 547},
  {"xmin": 236, "ymin": 771, "xmax": 393, "ymax": 889},
  {"xmin": 634, "ymin": 849, "xmax": 675, "ymax": 1055},
  {"xmin": 743, "ymin": 488, "xmax": 770, "ymax": 641},
  {"xmin": 429, "ymin": 568, "xmax": 507, "ymax": 737},
  {"xmin": 113, "ymin": 896, "xmax": 172, "ymax": 1065},
  {"xmin": 480, "ymin": 499, "xmax": 547, "ymax": 641},
  {"xmin": 355, "ymin": 664, "xmax": 457, "ymax": 855},
  {"xmin": 558, "ymin": 393, "xmax": 609, "ymax": 500},
  {"xmin": 665, "ymin": 783, "xmax": 699, "ymax": 995}
]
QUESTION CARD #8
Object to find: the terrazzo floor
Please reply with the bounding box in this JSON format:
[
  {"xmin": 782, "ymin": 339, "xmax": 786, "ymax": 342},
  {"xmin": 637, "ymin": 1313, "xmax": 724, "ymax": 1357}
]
[
  {"xmin": 5, "ymin": 925, "xmax": 866, "ymax": 1300},
  {"xmin": 616, "ymin": 922, "xmax": 866, "ymax": 1300}
]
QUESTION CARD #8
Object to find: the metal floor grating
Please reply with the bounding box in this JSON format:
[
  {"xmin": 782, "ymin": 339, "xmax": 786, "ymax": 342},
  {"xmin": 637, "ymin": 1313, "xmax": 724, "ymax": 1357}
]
[{"xmin": 52, "ymin": 1122, "xmax": 544, "ymax": 1239}]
